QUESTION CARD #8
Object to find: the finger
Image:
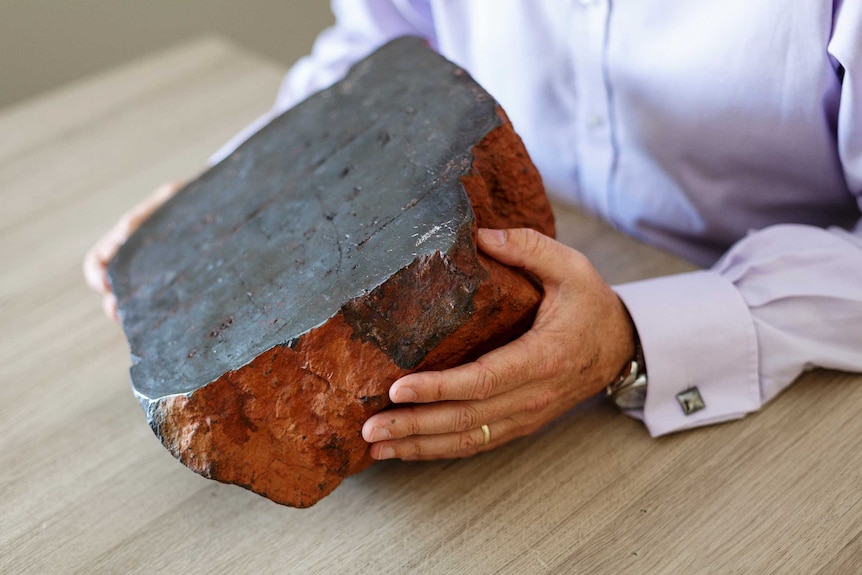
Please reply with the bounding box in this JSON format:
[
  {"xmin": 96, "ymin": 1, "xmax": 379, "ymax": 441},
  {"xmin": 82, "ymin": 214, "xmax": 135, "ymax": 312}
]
[
  {"xmin": 83, "ymin": 180, "xmax": 185, "ymax": 295},
  {"xmin": 102, "ymin": 293, "xmax": 119, "ymax": 322},
  {"xmin": 388, "ymin": 335, "xmax": 550, "ymax": 404},
  {"xmin": 477, "ymin": 227, "xmax": 585, "ymax": 287},
  {"xmin": 113, "ymin": 181, "xmax": 184, "ymax": 241},
  {"xmin": 370, "ymin": 418, "xmax": 514, "ymax": 460},
  {"xmin": 83, "ymin": 210, "xmax": 147, "ymax": 294},
  {"xmin": 365, "ymin": 381, "xmax": 553, "ymax": 442},
  {"xmin": 153, "ymin": 180, "xmax": 185, "ymax": 201},
  {"xmin": 83, "ymin": 227, "xmax": 129, "ymax": 294},
  {"xmin": 115, "ymin": 201, "xmax": 158, "ymax": 239},
  {"xmin": 363, "ymin": 401, "xmax": 485, "ymax": 442},
  {"xmin": 83, "ymin": 245, "xmax": 110, "ymax": 294}
]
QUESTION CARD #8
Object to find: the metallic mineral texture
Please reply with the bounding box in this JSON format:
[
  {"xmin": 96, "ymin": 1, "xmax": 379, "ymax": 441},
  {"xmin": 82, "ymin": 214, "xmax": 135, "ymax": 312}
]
[{"xmin": 108, "ymin": 36, "xmax": 556, "ymax": 507}]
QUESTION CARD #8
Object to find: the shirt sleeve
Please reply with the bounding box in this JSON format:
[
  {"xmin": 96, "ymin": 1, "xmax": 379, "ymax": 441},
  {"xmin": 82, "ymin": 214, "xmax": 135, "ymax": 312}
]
[
  {"xmin": 209, "ymin": 0, "xmax": 437, "ymax": 164},
  {"xmin": 614, "ymin": 1, "xmax": 862, "ymax": 437}
]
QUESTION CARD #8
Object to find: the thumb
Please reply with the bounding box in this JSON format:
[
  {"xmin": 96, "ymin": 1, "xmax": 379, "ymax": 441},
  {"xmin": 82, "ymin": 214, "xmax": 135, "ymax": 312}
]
[{"xmin": 477, "ymin": 227, "xmax": 582, "ymax": 286}]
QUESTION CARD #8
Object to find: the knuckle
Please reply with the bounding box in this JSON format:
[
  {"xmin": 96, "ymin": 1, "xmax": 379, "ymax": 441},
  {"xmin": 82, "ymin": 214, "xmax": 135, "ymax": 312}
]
[
  {"xmin": 431, "ymin": 375, "xmax": 448, "ymax": 401},
  {"xmin": 505, "ymin": 415, "xmax": 536, "ymax": 440},
  {"xmin": 472, "ymin": 362, "xmax": 498, "ymax": 399},
  {"xmin": 536, "ymin": 347, "xmax": 563, "ymax": 380},
  {"xmin": 405, "ymin": 410, "xmax": 422, "ymax": 436},
  {"xmin": 456, "ymin": 430, "xmax": 481, "ymax": 454},
  {"xmin": 455, "ymin": 404, "xmax": 482, "ymax": 431},
  {"xmin": 409, "ymin": 440, "xmax": 424, "ymax": 457},
  {"xmin": 523, "ymin": 389, "xmax": 554, "ymax": 413},
  {"xmin": 520, "ymin": 228, "xmax": 545, "ymax": 258},
  {"xmin": 518, "ymin": 338, "xmax": 546, "ymax": 375},
  {"xmin": 520, "ymin": 334, "xmax": 564, "ymax": 380}
]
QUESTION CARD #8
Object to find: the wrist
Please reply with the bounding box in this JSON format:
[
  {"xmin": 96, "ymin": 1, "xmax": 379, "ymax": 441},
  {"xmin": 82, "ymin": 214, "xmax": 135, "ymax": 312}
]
[{"xmin": 606, "ymin": 326, "xmax": 647, "ymax": 411}]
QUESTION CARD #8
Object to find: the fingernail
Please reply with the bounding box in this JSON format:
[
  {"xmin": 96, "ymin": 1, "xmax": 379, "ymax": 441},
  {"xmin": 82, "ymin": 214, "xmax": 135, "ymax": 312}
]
[
  {"xmin": 393, "ymin": 387, "xmax": 418, "ymax": 403},
  {"xmin": 478, "ymin": 228, "xmax": 506, "ymax": 247},
  {"xmin": 368, "ymin": 426, "xmax": 391, "ymax": 442},
  {"xmin": 376, "ymin": 445, "xmax": 395, "ymax": 460}
]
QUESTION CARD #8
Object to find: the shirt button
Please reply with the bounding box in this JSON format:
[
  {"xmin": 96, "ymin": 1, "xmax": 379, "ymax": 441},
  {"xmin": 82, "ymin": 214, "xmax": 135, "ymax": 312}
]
[{"xmin": 587, "ymin": 114, "xmax": 605, "ymax": 129}]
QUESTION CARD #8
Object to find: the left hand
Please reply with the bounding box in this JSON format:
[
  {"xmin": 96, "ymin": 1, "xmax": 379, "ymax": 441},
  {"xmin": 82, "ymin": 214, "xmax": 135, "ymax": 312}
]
[
  {"xmin": 362, "ymin": 227, "xmax": 636, "ymax": 460},
  {"xmin": 83, "ymin": 180, "xmax": 185, "ymax": 321}
]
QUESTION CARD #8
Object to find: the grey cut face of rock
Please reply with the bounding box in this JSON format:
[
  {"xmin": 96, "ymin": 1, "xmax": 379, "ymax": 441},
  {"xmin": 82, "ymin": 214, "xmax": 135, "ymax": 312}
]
[{"xmin": 107, "ymin": 36, "xmax": 555, "ymax": 507}]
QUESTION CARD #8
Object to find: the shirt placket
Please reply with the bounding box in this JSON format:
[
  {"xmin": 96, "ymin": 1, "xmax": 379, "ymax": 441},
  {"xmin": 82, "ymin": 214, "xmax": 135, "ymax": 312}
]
[{"xmin": 569, "ymin": 0, "xmax": 615, "ymax": 219}]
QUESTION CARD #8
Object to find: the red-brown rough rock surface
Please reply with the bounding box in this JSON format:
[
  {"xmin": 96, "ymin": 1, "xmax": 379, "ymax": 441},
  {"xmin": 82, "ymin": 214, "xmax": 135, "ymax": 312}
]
[{"xmin": 109, "ymin": 37, "xmax": 555, "ymax": 507}]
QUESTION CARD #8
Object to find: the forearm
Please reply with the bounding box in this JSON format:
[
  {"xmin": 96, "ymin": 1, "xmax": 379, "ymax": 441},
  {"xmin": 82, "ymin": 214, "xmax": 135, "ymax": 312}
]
[{"xmin": 615, "ymin": 223, "xmax": 862, "ymax": 436}]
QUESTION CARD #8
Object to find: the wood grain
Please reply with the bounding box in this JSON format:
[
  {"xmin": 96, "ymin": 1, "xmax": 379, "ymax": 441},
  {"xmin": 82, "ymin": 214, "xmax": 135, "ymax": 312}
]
[{"xmin": 1, "ymin": 36, "xmax": 860, "ymax": 575}]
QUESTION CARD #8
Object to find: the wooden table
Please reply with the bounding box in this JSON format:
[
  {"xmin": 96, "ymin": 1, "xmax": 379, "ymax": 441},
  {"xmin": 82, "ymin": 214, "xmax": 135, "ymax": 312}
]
[{"xmin": 2, "ymin": 37, "xmax": 860, "ymax": 575}]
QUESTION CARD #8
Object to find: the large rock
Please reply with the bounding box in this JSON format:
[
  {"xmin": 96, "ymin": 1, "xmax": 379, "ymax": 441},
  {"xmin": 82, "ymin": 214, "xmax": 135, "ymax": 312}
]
[{"xmin": 109, "ymin": 37, "xmax": 555, "ymax": 507}]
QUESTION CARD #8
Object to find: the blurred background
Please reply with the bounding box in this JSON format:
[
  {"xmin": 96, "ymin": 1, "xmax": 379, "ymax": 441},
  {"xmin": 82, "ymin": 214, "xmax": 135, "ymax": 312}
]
[{"xmin": 0, "ymin": 0, "xmax": 335, "ymax": 110}]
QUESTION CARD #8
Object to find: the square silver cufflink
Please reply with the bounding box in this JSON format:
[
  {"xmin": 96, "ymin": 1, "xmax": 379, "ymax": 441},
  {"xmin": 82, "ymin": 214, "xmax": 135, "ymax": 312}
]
[{"xmin": 676, "ymin": 387, "xmax": 705, "ymax": 415}]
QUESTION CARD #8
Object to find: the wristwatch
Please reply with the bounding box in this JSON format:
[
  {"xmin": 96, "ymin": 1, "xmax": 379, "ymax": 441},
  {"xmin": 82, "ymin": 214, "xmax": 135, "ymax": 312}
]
[{"xmin": 606, "ymin": 340, "xmax": 647, "ymax": 411}]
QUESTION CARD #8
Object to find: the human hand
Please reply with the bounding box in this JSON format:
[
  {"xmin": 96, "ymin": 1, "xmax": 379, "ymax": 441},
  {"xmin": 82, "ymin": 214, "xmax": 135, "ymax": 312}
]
[
  {"xmin": 83, "ymin": 180, "xmax": 185, "ymax": 321},
  {"xmin": 362, "ymin": 228, "xmax": 636, "ymax": 460}
]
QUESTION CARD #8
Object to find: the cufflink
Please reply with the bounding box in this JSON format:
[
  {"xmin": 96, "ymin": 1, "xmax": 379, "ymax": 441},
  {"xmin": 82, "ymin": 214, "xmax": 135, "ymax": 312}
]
[{"xmin": 676, "ymin": 387, "xmax": 705, "ymax": 415}]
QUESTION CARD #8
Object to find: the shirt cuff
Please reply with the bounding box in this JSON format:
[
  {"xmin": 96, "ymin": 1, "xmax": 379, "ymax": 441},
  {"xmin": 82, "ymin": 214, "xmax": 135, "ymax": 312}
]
[{"xmin": 613, "ymin": 270, "xmax": 761, "ymax": 437}]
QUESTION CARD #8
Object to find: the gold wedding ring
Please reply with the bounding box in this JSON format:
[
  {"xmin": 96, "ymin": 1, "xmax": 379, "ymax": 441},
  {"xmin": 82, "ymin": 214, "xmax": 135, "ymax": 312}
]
[{"xmin": 480, "ymin": 424, "xmax": 491, "ymax": 446}]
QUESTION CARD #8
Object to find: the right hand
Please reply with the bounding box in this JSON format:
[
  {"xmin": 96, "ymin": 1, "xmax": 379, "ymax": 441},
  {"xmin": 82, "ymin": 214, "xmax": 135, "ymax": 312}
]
[{"xmin": 83, "ymin": 180, "xmax": 185, "ymax": 321}]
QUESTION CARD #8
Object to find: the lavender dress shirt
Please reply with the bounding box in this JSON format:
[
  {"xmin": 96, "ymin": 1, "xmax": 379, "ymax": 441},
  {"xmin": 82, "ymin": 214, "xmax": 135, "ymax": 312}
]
[{"xmin": 212, "ymin": 0, "xmax": 862, "ymax": 436}]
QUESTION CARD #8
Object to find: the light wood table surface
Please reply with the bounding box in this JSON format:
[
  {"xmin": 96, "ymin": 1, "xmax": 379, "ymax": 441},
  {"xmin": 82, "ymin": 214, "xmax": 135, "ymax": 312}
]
[{"xmin": 2, "ymin": 37, "xmax": 861, "ymax": 575}]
